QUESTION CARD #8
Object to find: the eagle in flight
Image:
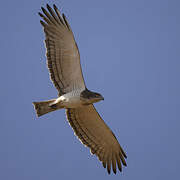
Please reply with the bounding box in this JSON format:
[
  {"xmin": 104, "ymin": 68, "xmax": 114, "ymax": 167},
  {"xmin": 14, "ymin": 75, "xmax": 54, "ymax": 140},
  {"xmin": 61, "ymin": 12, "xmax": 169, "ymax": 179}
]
[{"xmin": 33, "ymin": 4, "xmax": 127, "ymax": 174}]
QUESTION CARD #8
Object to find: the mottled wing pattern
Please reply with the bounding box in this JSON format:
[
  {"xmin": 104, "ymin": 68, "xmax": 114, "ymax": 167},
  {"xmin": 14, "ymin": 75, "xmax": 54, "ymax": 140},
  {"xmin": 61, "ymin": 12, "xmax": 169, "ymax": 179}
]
[
  {"xmin": 66, "ymin": 105, "xmax": 127, "ymax": 174},
  {"xmin": 39, "ymin": 4, "xmax": 86, "ymax": 95}
]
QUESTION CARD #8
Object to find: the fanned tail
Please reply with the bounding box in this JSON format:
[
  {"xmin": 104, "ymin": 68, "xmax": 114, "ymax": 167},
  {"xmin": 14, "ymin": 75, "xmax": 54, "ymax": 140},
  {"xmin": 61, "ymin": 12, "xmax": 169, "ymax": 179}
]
[{"xmin": 33, "ymin": 99, "xmax": 60, "ymax": 117}]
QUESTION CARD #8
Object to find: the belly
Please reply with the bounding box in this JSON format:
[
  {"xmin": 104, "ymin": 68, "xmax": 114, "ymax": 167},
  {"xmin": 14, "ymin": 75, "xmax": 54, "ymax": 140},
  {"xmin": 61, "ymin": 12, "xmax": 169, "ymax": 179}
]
[
  {"xmin": 59, "ymin": 91, "xmax": 84, "ymax": 108},
  {"xmin": 65, "ymin": 96, "xmax": 83, "ymax": 108}
]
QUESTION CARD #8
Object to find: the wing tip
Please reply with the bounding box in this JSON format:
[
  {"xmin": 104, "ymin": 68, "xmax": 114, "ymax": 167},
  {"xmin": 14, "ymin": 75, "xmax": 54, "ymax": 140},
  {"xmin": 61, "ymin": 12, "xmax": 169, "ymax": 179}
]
[
  {"xmin": 38, "ymin": 12, "xmax": 43, "ymax": 17},
  {"xmin": 53, "ymin": 4, "xmax": 58, "ymax": 11},
  {"xmin": 102, "ymin": 162, "xmax": 106, "ymax": 168},
  {"xmin": 46, "ymin": 3, "xmax": 50, "ymax": 9},
  {"xmin": 40, "ymin": 20, "xmax": 46, "ymax": 27},
  {"xmin": 123, "ymin": 161, "xmax": 127, "ymax": 167},
  {"xmin": 41, "ymin": 6, "xmax": 45, "ymax": 13}
]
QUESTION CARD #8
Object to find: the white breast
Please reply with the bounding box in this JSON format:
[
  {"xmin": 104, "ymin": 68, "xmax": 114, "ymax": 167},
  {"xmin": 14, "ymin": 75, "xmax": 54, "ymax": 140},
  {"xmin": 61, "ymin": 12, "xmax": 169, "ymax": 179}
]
[{"xmin": 57, "ymin": 89, "xmax": 84, "ymax": 108}]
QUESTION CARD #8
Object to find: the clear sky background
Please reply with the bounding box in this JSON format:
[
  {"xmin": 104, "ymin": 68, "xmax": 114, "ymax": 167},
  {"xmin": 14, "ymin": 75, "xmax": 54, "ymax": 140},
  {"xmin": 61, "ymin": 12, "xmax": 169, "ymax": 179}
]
[{"xmin": 0, "ymin": 0, "xmax": 180, "ymax": 179}]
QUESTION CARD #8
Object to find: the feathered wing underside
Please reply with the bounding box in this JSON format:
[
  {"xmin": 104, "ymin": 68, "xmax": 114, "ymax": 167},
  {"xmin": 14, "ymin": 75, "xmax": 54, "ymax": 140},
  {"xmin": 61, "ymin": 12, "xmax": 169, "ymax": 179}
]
[
  {"xmin": 39, "ymin": 4, "xmax": 86, "ymax": 95},
  {"xmin": 66, "ymin": 105, "xmax": 127, "ymax": 174}
]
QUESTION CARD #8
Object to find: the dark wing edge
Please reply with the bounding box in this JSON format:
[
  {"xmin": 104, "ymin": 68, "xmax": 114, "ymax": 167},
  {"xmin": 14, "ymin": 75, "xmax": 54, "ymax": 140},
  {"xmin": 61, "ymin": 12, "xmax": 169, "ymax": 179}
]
[
  {"xmin": 66, "ymin": 105, "xmax": 127, "ymax": 174},
  {"xmin": 38, "ymin": 4, "xmax": 86, "ymax": 95}
]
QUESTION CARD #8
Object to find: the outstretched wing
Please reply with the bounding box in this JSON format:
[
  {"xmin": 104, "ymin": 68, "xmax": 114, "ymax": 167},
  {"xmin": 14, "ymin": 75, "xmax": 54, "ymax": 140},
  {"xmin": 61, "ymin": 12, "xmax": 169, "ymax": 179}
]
[
  {"xmin": 66, "ymin": 105, "xmax": 127, "ymax": 174},
  {"xmin": 39, "ymin": 4, "xmax": 86, "ymax": 95}
]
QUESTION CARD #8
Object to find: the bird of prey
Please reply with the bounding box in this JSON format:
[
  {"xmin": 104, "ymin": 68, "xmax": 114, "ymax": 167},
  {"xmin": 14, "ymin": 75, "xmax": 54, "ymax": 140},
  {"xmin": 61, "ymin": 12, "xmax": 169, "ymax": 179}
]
[{"xmin": 33, "ymin": 4, "xmax": 127, "ymax": 174}]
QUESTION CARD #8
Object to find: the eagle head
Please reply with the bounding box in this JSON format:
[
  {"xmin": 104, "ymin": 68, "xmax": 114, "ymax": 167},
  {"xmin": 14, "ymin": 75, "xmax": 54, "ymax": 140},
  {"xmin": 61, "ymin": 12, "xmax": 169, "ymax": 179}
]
[{"xmin": 80, "ymin": 89, "xmax": 104, "ymax": 104}]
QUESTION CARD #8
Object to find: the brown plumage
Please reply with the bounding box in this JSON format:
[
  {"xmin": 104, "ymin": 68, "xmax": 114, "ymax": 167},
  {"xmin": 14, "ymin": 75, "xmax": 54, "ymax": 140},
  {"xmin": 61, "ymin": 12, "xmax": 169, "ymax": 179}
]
[
  {"xmin": 33, "ymin": 4, "xmax": 127, "ymax": 174},
  {"xmin": 66, "ymin": 105, "xmax": 127, "ymax": 174}
]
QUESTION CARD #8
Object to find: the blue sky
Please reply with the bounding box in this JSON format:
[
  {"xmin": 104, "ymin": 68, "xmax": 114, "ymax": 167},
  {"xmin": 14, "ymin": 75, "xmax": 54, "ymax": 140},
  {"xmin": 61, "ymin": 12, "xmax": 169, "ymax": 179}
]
[{"xmin": 0, "ymin": 0, "xmax": 180, "ymax": 179}]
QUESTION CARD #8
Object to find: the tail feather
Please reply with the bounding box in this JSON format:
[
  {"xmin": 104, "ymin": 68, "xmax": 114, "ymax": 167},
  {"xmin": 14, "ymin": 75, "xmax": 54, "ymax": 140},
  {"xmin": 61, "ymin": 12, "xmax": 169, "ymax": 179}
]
[{"xmin": 33, "ymin": 99, "xmax": 60, "ymax": 117}]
